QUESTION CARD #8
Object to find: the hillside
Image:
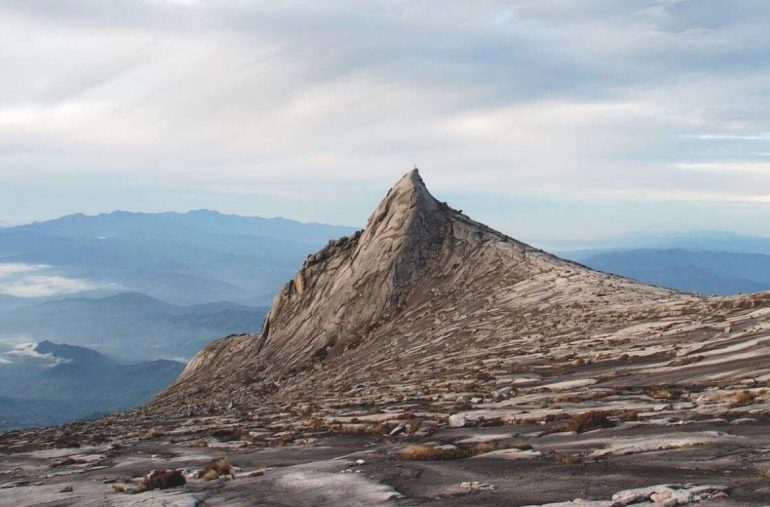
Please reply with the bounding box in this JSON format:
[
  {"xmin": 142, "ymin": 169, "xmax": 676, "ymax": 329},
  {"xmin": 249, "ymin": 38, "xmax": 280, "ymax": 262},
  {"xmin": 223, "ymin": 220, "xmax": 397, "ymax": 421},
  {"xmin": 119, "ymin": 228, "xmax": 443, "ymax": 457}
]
[
  {"xmin": 0, "ymin": 341, "xmax": 184, "ymax": 429},
  {"xmin": 5, "ymin": 171, "xmax": 770, "ymax": 505}
]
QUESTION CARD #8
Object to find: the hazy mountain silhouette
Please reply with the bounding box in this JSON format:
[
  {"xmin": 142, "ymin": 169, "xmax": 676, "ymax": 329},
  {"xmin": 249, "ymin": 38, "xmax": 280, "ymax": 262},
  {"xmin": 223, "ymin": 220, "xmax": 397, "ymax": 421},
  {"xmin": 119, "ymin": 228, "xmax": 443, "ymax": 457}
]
[
  {"xmin": 567, "ymin": 248, "xmax": 770, "ymax": 295},
  {"xmin": 0, "ymin": 341, "xmax": 183, "ymax": 429},
  {"xmin": 0, "ymin": 209, "xmax": 357, "ymax": 305},
  {"xmin": 0, "ymin": 292, "xmax": 268, "ymax": 360}
]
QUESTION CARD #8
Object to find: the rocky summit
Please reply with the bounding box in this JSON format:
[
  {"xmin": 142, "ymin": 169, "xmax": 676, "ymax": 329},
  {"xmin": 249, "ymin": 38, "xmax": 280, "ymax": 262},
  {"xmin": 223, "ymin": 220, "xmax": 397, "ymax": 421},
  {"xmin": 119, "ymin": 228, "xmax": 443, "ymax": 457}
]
[{"xmin": 4, "ymin": 170, "xmax": 770, "ymax": 506}]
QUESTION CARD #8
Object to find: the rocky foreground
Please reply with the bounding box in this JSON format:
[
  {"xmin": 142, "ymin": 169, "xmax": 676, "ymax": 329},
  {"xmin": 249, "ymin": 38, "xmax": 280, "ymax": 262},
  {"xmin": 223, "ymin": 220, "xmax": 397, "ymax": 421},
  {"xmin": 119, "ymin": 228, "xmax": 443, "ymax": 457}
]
[{"xmin": 4, "ymin": 170, "xmax": 770, "ymax": 505}]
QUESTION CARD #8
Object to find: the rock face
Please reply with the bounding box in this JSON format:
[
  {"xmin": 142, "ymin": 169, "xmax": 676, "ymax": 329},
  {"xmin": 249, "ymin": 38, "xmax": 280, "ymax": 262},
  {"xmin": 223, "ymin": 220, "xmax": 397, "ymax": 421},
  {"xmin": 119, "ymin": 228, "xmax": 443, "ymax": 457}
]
[
  {"xmin": 152, "ymin": 169, "xmax": 693, "ymax": 412},
  {"xmin": 8, "ymin": 169, "xmax": 770, "ymax": 506},
  {"xmin": 258, "ymin": 169, "xmax": 450, "ymax": 371}
]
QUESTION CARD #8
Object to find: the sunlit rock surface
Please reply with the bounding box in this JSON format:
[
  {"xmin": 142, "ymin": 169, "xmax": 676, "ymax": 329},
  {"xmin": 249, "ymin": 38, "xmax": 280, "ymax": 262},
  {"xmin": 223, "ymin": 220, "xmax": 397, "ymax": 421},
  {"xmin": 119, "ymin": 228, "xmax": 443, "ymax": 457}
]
[{"xmin": 4, "ymin": 170, "xmax": 770, "ymax": 505}]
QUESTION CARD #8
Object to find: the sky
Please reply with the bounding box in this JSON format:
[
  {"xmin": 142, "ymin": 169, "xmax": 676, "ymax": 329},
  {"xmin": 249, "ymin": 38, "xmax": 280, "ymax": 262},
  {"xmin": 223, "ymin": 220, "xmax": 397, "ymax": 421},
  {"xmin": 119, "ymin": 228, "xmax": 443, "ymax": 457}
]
[{"xmin": 3, "ymin": 0, "xmax": 770, "ymax": 242}]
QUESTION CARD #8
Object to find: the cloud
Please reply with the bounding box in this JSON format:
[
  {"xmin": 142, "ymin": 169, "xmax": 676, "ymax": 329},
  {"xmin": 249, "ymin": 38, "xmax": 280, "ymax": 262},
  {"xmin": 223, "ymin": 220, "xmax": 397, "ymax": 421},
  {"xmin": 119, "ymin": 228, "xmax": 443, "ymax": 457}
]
[
  {"xmin": 676, "ymin": 162, "xmax": 770, "ymax": 173},
  {"xmin": 0, "ymin": 263, "xmax": 99, "ymax": 298},
  {"xmin": 4, "ymin": 342, "xmax": 68, "ymax": 366},
  {"xmin": 685, "ymin": 133, "xmax": 770, "ymax": 141},
  {"xmin": 2, "ymin": 1, "xmax": 770, "ymax": 239},
  {"xmin": 0, "ymin": 263, "xmax": 48, "ymax": 279}
]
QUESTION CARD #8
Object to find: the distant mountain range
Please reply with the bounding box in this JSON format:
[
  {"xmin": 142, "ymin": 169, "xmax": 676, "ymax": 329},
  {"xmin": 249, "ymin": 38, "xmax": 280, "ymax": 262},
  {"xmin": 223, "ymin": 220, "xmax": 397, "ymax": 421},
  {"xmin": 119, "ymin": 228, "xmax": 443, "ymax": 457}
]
[
  {"xmin": 0, "ymin": 292, "xmax": 268, "ymax": 361},
  {"xmin": 0, "ymin": 341, "xmax": 184, "ymax": 429},
  {"xmin": 564, "ymin": 245, "xmax": 770, "ymax": 296},
  {"xmin": 550, "ymin": 230, "xmax": 770, "ymax": 255},
  {"xmin": 0, "ymin": 210, "xmax": 355, "ymax": 429},
  {"xmin": 0, "ymin": 209, "xmax": 357, "ymax": 305},
  {"xmin": 4, "ymin": 208, "xmax": 770, "ymax": 431}
]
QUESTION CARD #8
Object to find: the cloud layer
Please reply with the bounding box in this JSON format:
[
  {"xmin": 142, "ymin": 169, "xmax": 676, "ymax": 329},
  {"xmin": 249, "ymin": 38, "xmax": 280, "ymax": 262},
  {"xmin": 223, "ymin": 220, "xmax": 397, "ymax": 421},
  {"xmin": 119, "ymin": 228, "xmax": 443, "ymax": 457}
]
[
  {"xmin": 2, "ymin": 1, "xmax": 770, "ymax": 240},
  {"xmin": 3, "ymin": 342, "xmax": 68, "ymax": 366},
  {"xmin": 0, "ymin": 263, "xmax": 98, "ymax": 298}
]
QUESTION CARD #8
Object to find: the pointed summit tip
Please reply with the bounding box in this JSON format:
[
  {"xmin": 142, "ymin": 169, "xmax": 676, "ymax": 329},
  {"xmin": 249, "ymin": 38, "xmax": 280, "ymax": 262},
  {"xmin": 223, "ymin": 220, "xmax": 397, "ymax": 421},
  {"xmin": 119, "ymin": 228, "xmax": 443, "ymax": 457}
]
[
  {"xmin": 365, "ymin": 166, "xmax": 439, "ymax": 232},
  {"xmin": 393, "ymin": 166, "xmax": 427, "ymax": 193}
]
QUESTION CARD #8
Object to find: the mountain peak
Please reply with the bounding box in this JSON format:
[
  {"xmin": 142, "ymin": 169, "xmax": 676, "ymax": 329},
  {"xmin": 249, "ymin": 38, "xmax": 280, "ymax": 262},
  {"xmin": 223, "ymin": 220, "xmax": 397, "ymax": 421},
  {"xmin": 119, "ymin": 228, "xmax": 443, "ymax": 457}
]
[
  {"xmin": 366, "ymin": 168, "xmax": 437, "ymax": 232},
  {"xmin": 168, "ymin": 171, "xmax": 454, "ymax": 382},
  {"xmin": 157, "ymin": 169, "xmax": 677, "ymax": 409},
  {"xmin": 391, "ymin": 167, "xmax": 426, "ymax": 193},
  {"xmin": 361, "ymin": 168, "xmax": 444, "ymax": 264}
]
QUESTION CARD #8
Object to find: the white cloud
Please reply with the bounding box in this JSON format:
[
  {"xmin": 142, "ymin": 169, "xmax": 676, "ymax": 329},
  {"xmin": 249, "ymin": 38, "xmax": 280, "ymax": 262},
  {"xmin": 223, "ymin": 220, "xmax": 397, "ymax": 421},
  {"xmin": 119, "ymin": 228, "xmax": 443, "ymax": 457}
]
[
  {"xmin": 0, "ymin": 263, "xmax": 48, "ymax": 279},
  {"xmin": 676, "ymin": 162, "xmax": 770, "ymax": 174},
  {"xmin": 0, "ymin": 263, "xmax": 99, "ymax": 298},
  {"xmin": 4, "ymin": 342, "xmax": 68, "ymax": 366},
  {"xmin": 686, "ymin": 133, "xmax": 770, "ymax": 141},
  {"xmin": 2, "ymin": 1, "xmax": 770, "ymax": 237}
]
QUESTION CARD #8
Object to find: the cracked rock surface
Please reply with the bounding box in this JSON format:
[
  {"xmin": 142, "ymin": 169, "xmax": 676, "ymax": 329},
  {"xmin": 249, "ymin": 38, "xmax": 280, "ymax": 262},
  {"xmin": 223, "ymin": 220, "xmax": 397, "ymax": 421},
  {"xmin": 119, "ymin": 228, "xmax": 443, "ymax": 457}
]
[{"xmin": 4, "ymin": 170, "xmax": 770, "ymax": 505}]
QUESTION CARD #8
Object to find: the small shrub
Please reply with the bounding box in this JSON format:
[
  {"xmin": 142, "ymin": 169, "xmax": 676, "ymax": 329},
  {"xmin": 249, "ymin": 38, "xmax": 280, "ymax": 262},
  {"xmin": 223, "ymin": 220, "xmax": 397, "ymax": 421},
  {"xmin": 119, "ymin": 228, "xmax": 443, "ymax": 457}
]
[
  {"xmin": 454, "ymin": 400, "xmax": 473, "ymax": 411},
  {"xmin": 552, "ymin": 452, "xmax": 582, "ymax": 464},
  {"xmin": 210, "ymin": 429, "xmax": 241, "ymax": 442},
  {"xmin": 52, "ymin": 438, "xmax": 81, "ymax": 449},
  {"xmin": 618, "ymin": 409, "xmax": 639, "ymax": 422},
  {"xmin": 50, "ymin": 457, "xmax": 87, "ymax": 468},
  {"xmin": 143, "ymin": 428, "xmax": 164, "ymax": 440},
  {"xmin": 197, "ymin": 458, "xmax": 235, "ymax": 480},
  {"xmin": 201, "ymin": 469, "xmax": 220, "ymax": 481},
  {"xmin": 479, "ymin": 416, "xmax": 505, "ymax": 427},
  {"xmin": 646, "ymin": 387, "xmax": 682, "ymax": 400},
  {"xmin": 399, "ymin": 444, "xmax": 469, "ymax": 461},
  {"xmin": 554, "ymin": 394, "xmax": 583, "ymax": 403},
  {"xmin": 471, "ymin": 442, "xmax": 494, "ymax": 455},
  {"xmin": 564, "ymin": 411, "xmax": 615, "ymax": 433},
  {"xmin": 730, "ymin": 390, "xmax": 757, "ymax": 408},
  {"xmin": 474, "ymin": 371, "xmax": 496, "ymax": 382},
  {"xmin": 136, "ymin": 470, "xmax": 185, "ymax": 492}
]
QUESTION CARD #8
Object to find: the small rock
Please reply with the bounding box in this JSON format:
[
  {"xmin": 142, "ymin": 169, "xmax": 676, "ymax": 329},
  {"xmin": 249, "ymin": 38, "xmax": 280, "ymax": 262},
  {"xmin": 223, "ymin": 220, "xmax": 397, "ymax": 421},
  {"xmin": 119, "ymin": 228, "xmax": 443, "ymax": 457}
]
[
  {"xmin": 355, "ymin": 459, "xmax": 366, "ymax": 465},
  {"xmin": 460, "ymin": 481, "xmax": 496, "ymax": 492},
  {"xmin": 389, "ymin": 422, "xmax": 406, "ymax": 436},
  {"xmin": 448, "ymin": 414, "xmax": 467, "ymax": 428}
]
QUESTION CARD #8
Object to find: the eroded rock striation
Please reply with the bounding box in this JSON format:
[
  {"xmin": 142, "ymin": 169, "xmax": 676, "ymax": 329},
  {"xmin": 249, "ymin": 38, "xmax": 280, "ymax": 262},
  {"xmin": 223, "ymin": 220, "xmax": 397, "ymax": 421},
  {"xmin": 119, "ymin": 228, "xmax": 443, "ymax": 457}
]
[
  {"xmin": 153, "ymin": 169, "xmax": 770, "ymax": 419},
  {"xmin": 7, "ymin": 170, "xmax": 770, "ymax": 505},
  {"xmin": 154, "ymin": 169, "xmax": 676, "ymax": 411}
]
